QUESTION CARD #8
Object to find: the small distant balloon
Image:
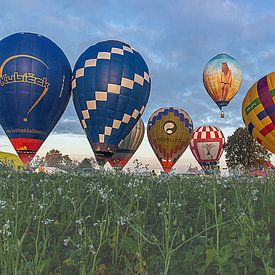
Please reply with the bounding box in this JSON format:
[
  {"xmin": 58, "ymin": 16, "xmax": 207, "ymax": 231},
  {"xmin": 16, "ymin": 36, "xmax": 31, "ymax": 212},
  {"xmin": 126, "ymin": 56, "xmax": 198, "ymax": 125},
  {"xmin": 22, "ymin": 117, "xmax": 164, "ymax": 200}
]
[
  {"xmin": 0, "ymin": 33, "xmax": 72, "ymax": 164},
  {"xmin": 72, "ymin": 40, "xmax": 151, "ymax": 165},
  {"xmin": 147, "ymin": 107, "xmax": 193, "ymax": 173},
  {"xmin": 109, "ymin": 119, "xmax": 144, "ymax": 169},
  {"xmin": 203, "ymin": 53, "xmax": 242, "ymax": 118},
  {"xmin": 242, "ymin": 72, "xmax": 275, "ymax": 154},
  {"xmin": 190, "ymin": 126, "xmax": 225, "ymax": 172}
]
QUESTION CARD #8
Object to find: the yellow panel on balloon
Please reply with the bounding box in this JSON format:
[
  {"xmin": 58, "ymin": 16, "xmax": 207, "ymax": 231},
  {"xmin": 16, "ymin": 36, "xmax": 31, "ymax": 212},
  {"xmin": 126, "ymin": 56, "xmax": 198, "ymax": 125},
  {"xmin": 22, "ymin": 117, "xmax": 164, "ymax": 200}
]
[
  {"xmin": 147, "ymin": 107, "xmax": 193, "ymax": 172},
  {"xmin": 242, "ymin": 72, "xmax": 275, "ymax": 154}
]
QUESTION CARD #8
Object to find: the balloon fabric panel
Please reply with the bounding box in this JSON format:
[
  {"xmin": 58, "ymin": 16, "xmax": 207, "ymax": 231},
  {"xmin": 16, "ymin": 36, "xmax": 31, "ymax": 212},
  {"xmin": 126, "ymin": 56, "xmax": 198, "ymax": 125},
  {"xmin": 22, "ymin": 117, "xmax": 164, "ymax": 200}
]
[
  {"xmin": 147, "ymin": 107, "xmax": 193, "ymax": 173},
  {"xmin": 203, "ymin": 54, "xmax": 242, "ymax": 110},
  {"xmin": 190, "ymin": 126, "xmax": 225, "ymax": 171},
  {"xmin": 109, "ymin": 119, "xmax": 144, "ymax": 168},
  {"xmin": 0, "ymin": 33, "xmax": 72, "ymax": 163},
  {"xmin": 242, "ymin": 72, "xmax": 275, "ymax": 153},
  {"xmin": 72, "ymin": 40, "xmax": 150, "ymax": 161}
]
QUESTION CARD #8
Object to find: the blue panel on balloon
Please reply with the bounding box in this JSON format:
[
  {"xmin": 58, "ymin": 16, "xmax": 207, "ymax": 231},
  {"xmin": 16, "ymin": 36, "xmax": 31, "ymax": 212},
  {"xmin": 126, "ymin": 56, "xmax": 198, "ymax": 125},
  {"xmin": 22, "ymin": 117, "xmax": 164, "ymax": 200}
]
[
  {"xmin": 0, "ymin": 32, "xmax": 72, "ymax": 164},
  {"xmin": 0, "ymin": 33, "xmax": 72, "ymax": 140},
  {"xmin": 72, "ymin": 40, "xmax": 151, "ymax": 158}
]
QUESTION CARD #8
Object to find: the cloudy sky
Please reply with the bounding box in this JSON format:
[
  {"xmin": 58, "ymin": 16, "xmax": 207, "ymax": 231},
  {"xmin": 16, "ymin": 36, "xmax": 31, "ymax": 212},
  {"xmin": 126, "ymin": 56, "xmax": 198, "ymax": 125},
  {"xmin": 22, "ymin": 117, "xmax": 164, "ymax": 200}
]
[{"xmin": 0, "ymin": 0, "xmax": 274, "ymax": 171}]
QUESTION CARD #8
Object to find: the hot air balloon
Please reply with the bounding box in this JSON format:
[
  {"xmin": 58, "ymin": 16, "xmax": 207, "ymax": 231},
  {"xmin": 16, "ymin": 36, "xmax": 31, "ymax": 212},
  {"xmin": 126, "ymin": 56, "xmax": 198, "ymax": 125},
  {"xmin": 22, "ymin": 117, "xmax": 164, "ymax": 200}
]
[
  {"xmin": 242, "ymin": 72, "xmax": 275, "ymax": 154},
  {"xmin": 109, "ymin": 119, "xmax": 144, "ymax": 169},
  {"xmin": 72, "ymin": 40, "xmax": 151, "ymax": 165},
  {"xmin": 203, "ymin": 53, "xmax": 242, "ymax": 118},
  {"xmin": 147, "ymin": 107, "xmax": 193, "ymax": 173},
  {"xmin": 0, "ymin": 33, "xmax": 71, "ymax": 164},
  {"xmin": 190, "ymin": 126, "xmax": 225, "ymax": 173}
]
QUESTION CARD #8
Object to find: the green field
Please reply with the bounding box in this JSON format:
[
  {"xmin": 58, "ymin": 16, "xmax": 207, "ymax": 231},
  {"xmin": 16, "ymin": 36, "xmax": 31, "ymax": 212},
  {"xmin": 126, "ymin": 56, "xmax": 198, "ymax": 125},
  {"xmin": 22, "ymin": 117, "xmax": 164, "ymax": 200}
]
[{"xmin": 0, "ymin": 168, "xmax": 274, "ymax": 274}]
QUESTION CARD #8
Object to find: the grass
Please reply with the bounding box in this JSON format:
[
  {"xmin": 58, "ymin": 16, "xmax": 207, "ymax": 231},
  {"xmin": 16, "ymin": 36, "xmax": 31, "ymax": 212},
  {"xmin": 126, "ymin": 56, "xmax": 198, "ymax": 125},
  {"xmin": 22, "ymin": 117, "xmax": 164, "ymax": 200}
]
[{"xmin": 0, "ymin": 167, "xmax": 274, "ymax": 274}]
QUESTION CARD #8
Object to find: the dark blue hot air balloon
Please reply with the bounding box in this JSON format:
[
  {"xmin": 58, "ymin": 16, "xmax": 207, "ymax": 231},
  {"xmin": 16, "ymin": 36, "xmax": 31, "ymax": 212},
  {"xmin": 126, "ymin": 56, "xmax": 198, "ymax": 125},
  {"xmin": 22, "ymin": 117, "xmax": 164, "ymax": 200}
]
[
  {"xmin": 72, "ymin": 40, "xmax": 151, "ymax": 164},
  {"xmin": 0, "ymin": 33, "xmax": 72, "ymax": 163}
]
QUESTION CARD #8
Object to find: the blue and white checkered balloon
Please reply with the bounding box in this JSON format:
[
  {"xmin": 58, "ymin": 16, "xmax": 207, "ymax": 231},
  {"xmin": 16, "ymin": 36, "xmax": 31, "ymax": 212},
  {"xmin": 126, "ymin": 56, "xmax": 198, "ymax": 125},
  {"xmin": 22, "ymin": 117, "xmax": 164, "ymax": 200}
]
[{"xmin": 72, "ymin": 40, "xmax": 151, "ymax": 162}]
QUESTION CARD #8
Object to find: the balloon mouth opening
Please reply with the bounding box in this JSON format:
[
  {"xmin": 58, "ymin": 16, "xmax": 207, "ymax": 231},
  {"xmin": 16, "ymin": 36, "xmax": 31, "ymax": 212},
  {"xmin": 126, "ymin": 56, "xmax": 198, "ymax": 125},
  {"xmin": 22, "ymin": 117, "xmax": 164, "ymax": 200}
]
[
  {"xmin": 161, "ymin": 161, "xmax": 174, "ymax": 173},
  {"xmin": 163, "ymin": 167, "xmax": 171, "ymax": 173},
  {"xmin": 216, "ymin": 101, "xmax": 229, "ymax": 109},
  {"xmin": 109, "ymin": 159, "xmax": 128, "ymax": 169},
  {"xmin": 9, "ymin": 138, "xmax": 43, "ymax": 164},
  {"xmin": 94, "ymin": 152, "xmax": 112, "ymax": 167},
  {"xmin": 95, "ymin": 157, "xmax": 107, "ymax": 167},
  {"xmin": 92, "ymin": 143, "xmax": 118, "ymax": 156},
  {"xmin": 200, "ymin": 161, "xmax": 219, "ymax": 174},
  {"xmin": 95, "ymin": 151, "xmax": 114, "ymax": 159},
  {"xmin": 92, "ymin": 143, "xmax": 119, "ymax": 166}
]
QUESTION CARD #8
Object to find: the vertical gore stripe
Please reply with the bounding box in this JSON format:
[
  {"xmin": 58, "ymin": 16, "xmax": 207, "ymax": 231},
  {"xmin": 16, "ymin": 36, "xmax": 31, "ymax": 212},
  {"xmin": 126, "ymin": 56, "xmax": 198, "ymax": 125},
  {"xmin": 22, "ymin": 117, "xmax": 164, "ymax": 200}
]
[
  {"xmin": 257, "ymin": 76, "xmax": 275, "ymax": 123},
  {"xmin": 248, "ymin": 122, "xmax": 254, "ymax": 135}
]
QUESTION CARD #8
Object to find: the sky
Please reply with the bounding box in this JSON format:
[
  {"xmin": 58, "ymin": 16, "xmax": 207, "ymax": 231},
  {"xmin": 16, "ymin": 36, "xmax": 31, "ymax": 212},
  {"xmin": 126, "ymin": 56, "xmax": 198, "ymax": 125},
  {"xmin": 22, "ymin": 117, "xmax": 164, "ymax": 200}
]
[{"xmin": 0, "ymin": 0, "xmax": 274, "ymax": 171}]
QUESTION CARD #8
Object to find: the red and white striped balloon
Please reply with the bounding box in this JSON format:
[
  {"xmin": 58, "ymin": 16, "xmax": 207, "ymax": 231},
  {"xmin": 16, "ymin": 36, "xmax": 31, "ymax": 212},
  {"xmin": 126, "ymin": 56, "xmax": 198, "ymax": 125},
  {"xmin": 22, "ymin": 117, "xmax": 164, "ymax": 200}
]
[{"xmin": 190, "ymin": 126, "xmax": 225, "ymax": 171}]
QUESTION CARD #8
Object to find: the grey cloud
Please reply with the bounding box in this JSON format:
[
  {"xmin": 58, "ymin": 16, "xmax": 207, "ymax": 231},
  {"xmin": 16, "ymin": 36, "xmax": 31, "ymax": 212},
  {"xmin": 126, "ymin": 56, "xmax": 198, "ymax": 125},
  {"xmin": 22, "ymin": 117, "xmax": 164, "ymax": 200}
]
[{"xmin": 0, "ymin": 0, "xmax": 274, "ymax": 138}]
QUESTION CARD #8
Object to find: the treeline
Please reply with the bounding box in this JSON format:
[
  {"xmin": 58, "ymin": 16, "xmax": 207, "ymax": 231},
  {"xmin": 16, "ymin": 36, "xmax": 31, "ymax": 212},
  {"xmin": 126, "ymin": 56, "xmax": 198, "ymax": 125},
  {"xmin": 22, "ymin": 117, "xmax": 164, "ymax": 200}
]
[{"xmin": 32, "ymin": 149, "xmax": 97, "ymax": 171}]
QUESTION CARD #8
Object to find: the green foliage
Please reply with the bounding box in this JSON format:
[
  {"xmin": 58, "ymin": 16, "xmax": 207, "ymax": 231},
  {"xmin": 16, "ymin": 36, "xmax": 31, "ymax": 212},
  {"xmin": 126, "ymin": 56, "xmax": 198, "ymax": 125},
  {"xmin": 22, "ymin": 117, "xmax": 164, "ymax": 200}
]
[
  {"xmin": 44, "ymin": 149, "xmax": 78, "ymax": 171},
  {"xmin": 224, "ymin": 127, "xmax": 271, "ymax": 172},
  {"xmin": 78, "ymin": 158, "xmax": 96, "ymax": 169},
  {"xmin": 0, "ymin": 168, "xmax": 274, "ymax": 274}
]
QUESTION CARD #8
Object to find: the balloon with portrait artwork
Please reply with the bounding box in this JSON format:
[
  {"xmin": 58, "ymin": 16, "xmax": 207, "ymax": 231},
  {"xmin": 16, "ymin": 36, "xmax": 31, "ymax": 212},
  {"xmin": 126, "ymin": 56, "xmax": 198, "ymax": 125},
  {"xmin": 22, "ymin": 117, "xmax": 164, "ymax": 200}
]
[
  {"xmin": 0, "ymin": 32, "xmax": 72, "ymax": 164},
  {"xmin": 72, "ymin": 40, "xmax": 151, "ymax": 165},
  {"xmin": 203, "ymin": 53, "xmax": 242, "ymax": 118},
  {"xmin": 147, "ymin": 107, "xmax": 193, "ymax": 173}
]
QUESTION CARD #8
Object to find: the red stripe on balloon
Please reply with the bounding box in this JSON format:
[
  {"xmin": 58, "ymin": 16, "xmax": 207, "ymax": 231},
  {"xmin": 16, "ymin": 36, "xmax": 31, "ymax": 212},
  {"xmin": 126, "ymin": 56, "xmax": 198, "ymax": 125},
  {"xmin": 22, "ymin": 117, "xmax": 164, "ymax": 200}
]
[{"xmin": 260, "ymin": 123, "xmax": 275, "ymax": 136}]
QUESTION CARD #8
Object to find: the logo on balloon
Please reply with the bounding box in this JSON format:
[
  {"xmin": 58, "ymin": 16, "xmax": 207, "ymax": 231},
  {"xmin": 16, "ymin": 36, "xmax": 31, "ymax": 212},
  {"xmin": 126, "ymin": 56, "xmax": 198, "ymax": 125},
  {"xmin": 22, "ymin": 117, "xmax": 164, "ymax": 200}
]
[
  {"xmin": 163, "ymin": 121, "xmax": 177, "ymax": 135},
  {"xmin": 0, "ymin": 55, "xmax": 50, "ymax": 115},
  {"xmin": 202, "ymin": 143, "xmax": 215, "ymax": 159}
]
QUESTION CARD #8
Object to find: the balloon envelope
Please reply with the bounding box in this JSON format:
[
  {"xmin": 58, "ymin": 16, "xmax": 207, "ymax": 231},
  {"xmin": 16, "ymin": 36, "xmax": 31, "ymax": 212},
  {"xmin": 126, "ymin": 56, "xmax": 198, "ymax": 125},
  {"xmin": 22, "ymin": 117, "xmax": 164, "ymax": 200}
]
[
  {"xmin": 72, "ymin": 40, "xmax": 151, "ymax": 164},
  {"xmin": 0, "ymin": 151, "xmax": 23, "ymax": 168},
  {"xmin": 0, "ymin": 33, "xmax": 72, "ymax": 163},
  {"xmin": 203, "ymin": 53, "xmax": 242, "ymax": 115},
  {"xmin": 147, "ymin": 107, "xmax": 193, "ymax": 173},
  {"xmin": 109, "ymin": 119, "xmax": 144, "ymax": 168},
  {"xmin": 190, "ymin": 126, "xmax": 225, "ymax": 172},
  {"xmin": 242, "ymin": 72, "xmax": 275, "ymax": 154}
]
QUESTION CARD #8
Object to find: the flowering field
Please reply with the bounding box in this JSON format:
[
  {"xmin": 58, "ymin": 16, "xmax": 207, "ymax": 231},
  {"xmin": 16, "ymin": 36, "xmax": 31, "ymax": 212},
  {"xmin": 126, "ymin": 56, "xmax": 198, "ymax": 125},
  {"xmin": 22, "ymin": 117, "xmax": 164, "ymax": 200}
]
[{"xmin": 0, "ymin": 168, "xmax": 274, "ymax": 275}]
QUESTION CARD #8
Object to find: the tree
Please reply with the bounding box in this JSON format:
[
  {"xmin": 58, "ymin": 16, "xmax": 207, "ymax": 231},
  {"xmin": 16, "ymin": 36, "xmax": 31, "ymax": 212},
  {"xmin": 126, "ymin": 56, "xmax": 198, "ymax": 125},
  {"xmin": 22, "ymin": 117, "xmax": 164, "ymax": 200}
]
[
  {"xmin": 78, "ymin": 158, "xmax": 96, "ymax": 169},
  {"xmin": 45, "ymin": 149, "xmax": 63, "ymax": 168},
  {"xmin": 29, "ymin": 155, "xmax": 45, "ymax": 168},
  {"xmin": 224, "ymin": 127, "xmax": 271, "ymax": 172},
  {"xmin": 44, "ymin": 149, "xmax": 78, "ymax": 171}
]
